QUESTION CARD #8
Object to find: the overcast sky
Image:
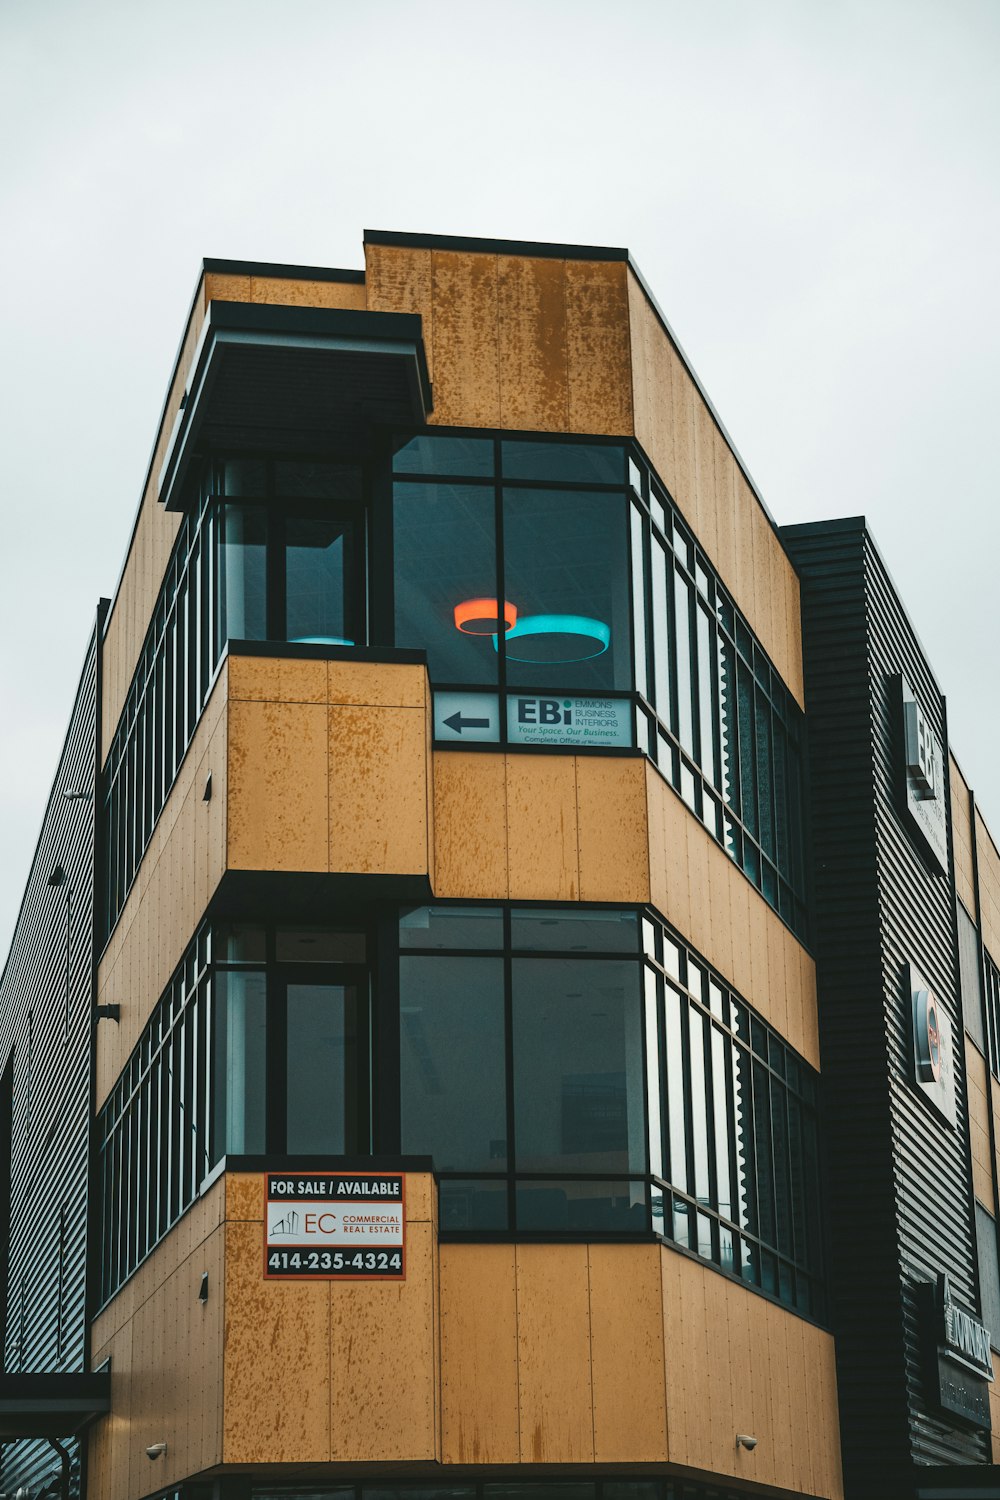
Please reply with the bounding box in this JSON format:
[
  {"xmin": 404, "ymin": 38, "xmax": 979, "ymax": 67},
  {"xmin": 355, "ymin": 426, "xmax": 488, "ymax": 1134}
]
[{"xmin": 1, "ymin": 0, "xmax": 998, "ymax": 957}]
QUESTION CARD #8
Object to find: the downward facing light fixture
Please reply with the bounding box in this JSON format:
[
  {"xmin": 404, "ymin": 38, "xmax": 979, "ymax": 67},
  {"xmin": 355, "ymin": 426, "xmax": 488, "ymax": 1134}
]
[
  {"xmin": 496, "ymin": 613, "xmax": 611, "ymax": 663},
  {"xmin": 454, "ymin": 598, "xmax": 517, "ymax": 635}
]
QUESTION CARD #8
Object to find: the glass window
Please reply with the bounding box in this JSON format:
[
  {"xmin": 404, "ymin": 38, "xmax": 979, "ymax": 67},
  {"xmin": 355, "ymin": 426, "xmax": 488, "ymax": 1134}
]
[
  {"xmin": 515, "ymin": 1178, "xmax": 648, "ymax": 1232},
  {"xmin": 399, "ymin": 905, "xmax": 504, "ymax": 951},
  {"xmin": 394, "ymin": 483, "xmax": 499, "ymax": 685},
  {"xmin": 274, "ymin": 459, "xmax": 361, "ymax": 499},
  {"xmin": 958, "ymin": 904, "xmax": 984, "ymax": 1051},
  {"xmin": 976, "ymin": 1205, "xmax": 1000, "ymax": 1349},
  {"xmin": 218, "ymin": 504, "xmax": 266, "ymax": 642},
  {"xmin": 512, "ymin": 958, "xmax": 644, "ymax": 1176},
  {"xmin": 439, "ymin": 1179, "xmax": 508, "ymax": 1231},
  {"xmin": 211, "ymin": 970, "xmax": 266, "ymax": 1158},
  {"xmin": 285, "ymin": 516, "xmax": 355, "ymax": 645},
  {"xmin": 393, "ymin": 434, "xmax": 494, "ymax": 476},
  {"xmin": 400, "ymin": 956, "xmax": 507, "ymax": 1172},
  {"xmin": 286, "ymin": 982, "xmax": 366, "ymax": 1155},
  {"xmin": 510, "ymin": 907, "xmax": 638, "ymax": 953},
  {"xmin": 501, "ymin": 440, "xmax": 623, "ymax": 485},
  {"xmin": 501, "ymin": 490, "xmax": 631, "ymax": 693}
]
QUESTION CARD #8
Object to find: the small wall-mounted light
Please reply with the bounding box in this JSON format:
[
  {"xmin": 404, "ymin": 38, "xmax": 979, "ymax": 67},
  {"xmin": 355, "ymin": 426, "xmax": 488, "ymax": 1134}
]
[
  {"xmin": 735, "ymin": 1433, "xmax": 758, "ymax": 1451},
  {"xmin": 203, "ymin": 772, "xmax": 213, "ymax": 802},
  {"xmin": 47, "ymin": 865, "xmax": 67, "ymax": 888},
  {"xmin": 94, "ymin": 1004, "xmax": 120, "ymax": 1024},
  {"xmin": 145, "ymin": 1442, "xmax": 167, "ymax": 1460},
  {"xmin": 198, "ymin": 1273, "xmax": 209, "ymax": 1303},
  {"xmin": 62, "ymin": 788, "xmax": 93, "ymax": 801}
]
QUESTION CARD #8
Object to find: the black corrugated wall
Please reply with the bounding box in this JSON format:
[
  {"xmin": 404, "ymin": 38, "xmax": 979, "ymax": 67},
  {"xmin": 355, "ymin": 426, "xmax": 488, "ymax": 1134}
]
[
  {"xmin": 784, "ymin": 519, "xmax": 987, "ymax": 1498},
  {"xmin": 0, "ymin": 605, "xmax": 105, "ymax": 1500}
]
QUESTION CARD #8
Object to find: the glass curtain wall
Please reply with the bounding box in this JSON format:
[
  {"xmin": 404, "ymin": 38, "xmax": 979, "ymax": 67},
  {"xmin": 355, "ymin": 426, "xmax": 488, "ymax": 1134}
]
[{"xmin": 391, "ymin": 433, "xmax": 807, "ymax": 939}]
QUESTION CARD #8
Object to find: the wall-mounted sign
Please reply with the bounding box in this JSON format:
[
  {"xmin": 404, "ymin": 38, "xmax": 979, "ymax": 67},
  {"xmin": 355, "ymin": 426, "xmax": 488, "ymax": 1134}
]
[
  {"xmin": 921, "ymin": 1273, "xmax": 993, "ymax": 1430},
  {"xmin": 433, "ymin": 691, "xmax": 500, "ymax": 742},
  {"xmin": 909, "ymin": 963, "xmax": 956, "ymax": 1126},
  {"xmin": 900, "ymin": 677, "xmax": 948, "ymax": 873},
  {"xmin": 264, "ymin": 1172, "xmax": 405, "ymax": 1280},
  {"xmin": 507, "ymin": 695, "xmax": 632, "ymax": 748}
]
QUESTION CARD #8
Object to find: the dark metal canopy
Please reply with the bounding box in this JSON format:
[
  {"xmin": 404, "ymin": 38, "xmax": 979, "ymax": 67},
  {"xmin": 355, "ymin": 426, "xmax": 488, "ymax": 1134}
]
[
  {"xmin": 0, "ymin": 1371, "xmax": 111, "ymax": 1439},
  {"xmin": 158, "ymin": 301, "xmax": 432, "ymax": 511}
]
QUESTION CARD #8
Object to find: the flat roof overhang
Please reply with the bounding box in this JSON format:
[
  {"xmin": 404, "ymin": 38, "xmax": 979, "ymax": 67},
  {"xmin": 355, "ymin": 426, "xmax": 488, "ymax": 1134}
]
[
  {"xmin": 0, "ymin": 1370, "xmax": 111, "ymax": 1439},
  {"xmin": 158, "ymin": 301, "xmax": 432, "ymax": 511}
]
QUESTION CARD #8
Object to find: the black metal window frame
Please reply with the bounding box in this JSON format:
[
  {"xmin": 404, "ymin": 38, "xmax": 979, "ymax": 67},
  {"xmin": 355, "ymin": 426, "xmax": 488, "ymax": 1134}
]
[
  {"xmin": 640, "ymin": 913, "xmax": 825, "ymax": 1322},
  {"xmin": 98, "ymin": 901, "xmax": 825, "ymax": 1326},
  {"xmin": 389, "ymin": 428, "xmax": 808, "ymax": 941},
  {"xmin": 984, "ymin": 946, "xmax": 1000, "ymax": 1080},
  {"xmin": 101, "ymin": 455, "xmax": 368, "ymax": 943}
]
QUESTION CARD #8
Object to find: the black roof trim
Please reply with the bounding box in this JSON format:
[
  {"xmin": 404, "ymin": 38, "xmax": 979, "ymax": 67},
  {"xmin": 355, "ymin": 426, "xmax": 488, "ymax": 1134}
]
[
  {"xmin": 364, "ymin": 227, "xmax": 630, "ymax": 263},
  {"xmin": 203, "ymin": 257, "xmax": 365, "ymax": 284},
  {"xmin": 207, "ymin": 300, "xmax": 421, "ymax": 343}
]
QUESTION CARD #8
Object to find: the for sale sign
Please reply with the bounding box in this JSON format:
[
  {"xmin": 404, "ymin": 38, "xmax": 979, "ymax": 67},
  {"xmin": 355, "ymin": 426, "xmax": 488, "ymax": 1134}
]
[{"xmin": 264, "ymin": 1172, "xmax": 405, "ymax": 1280}]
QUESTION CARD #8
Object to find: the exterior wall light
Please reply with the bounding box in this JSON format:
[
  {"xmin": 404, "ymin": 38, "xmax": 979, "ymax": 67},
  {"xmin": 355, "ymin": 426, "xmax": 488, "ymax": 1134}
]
[
  {"xmin": 497, "ymin": 613, "xmax": 611, "ymax": 663},
  {"xmin": 454, "ymin": 598, "xmax": 517, "ymax": 635},
  {"xmin": 145, "ymin": 1443, "xmax": 167, "ymax": 1460},
  {"xmin": 289, "ymin": 635, "xmax": 355, "ymax": 645},
  {"xmin": 735, "ymin": 1433, "xmax": 758, "ymax": 1451}
]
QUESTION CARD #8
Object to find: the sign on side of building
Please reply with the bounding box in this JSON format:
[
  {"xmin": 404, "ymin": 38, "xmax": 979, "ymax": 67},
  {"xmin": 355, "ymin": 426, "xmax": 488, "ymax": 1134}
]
[
  {"xmin": 900, "ymin": 676, "xmax": 949, "ymax": 874},
  {"xmin": 264, "ymin": 1172, "xmax": 405, "ymax": 1280}
]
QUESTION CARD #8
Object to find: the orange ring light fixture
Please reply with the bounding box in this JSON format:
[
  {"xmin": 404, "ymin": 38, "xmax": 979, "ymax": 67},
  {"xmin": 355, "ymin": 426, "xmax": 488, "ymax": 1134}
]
[{"xmin": 454, "ymin": 598, "xmax": 517, "ymax": 636}]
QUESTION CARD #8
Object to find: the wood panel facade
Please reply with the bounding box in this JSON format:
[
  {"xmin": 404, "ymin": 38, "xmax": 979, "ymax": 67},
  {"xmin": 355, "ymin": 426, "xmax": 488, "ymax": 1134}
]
[{"xmin": 86, "ymin": 1173, "xmax": 844, "ymax": 1499}]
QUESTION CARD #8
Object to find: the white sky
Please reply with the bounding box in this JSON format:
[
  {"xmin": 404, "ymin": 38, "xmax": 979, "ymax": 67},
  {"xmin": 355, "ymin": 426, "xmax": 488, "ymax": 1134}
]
[{"xmin": 1, "ymin": 0, "xmax": 998, "ymax": 957}]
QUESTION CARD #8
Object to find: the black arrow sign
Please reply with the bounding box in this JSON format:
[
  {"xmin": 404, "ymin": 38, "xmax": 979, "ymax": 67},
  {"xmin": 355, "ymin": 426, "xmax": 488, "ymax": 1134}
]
[{"xmin": 443, "ymin": 711, "xmax": 491, "ymax": 734}]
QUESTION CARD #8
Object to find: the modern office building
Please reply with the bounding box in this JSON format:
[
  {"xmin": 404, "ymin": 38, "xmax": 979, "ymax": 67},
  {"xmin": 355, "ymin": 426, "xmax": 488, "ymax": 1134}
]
[{"xmin": 1, "ymin": 229, "xmax": 999, "ymax": 1500}]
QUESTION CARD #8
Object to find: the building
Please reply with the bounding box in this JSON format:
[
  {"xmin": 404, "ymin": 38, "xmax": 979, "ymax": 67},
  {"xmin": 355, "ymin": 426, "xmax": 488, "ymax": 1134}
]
[{"xmin": 1, "ymin": 229, "xmax": 999, "ymax": 1500}]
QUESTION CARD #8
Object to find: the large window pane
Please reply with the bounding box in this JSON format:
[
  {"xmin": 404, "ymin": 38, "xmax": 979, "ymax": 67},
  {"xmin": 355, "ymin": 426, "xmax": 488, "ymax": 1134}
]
[
  {"xmin": 285, "ymin": 516, "xmax": 354, "ymax": 645},
  {"xmin": 674, "ymin": 572, "xmax": 694, "ymax": 755},
  {"xmin": 393, "ymin": 483, "xmax": 499, "ymax": 685},
  {"xmin": 664, "ymin": 985, "xmax": 689, "ymax": 1193},
  {"xmin": 218, "ymin": 504, "xmax": 266, "ymax": 641},
  {"xmin": 211, "ymin": 970, "xmax": 266, "ymax": 1158},
  {"xmin": 512, "ymin": 958, "xmax": 644, "ymax": 1174},
  {"xmin": 400, "ymin": 956, "xmax": 507, "ymax": 1172},
  {"xmin": 501, "ymin": 440, "xmax": 623, "ymax": 484},
  {"xmin": 286, "ymin": 983, "xmax": 365, "ymax": 1154},
  {"xmin": 501, "ymin": 490, "xmax": 631, "ymax": 692},
  {"xmin": 393, "ymin": 435, "xmax": 494, "ymax": 476},
  {"xmin": 400, "ymin": 905, "xmax": 504, "ymax": 951},
  {"xmin": 510, "ymin": 907, "xmax": 638, "ymax": 953}
]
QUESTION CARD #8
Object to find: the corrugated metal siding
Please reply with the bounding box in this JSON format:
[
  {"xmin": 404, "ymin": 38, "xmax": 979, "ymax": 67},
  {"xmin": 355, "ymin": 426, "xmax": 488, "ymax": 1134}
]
[
  {"xmin": 785, "ymin": 519, "xmax": 987, "ymax": 1498},
  {"xmin": 0, "ymin": 610, "xmax": 103, "ymax": 1500}
]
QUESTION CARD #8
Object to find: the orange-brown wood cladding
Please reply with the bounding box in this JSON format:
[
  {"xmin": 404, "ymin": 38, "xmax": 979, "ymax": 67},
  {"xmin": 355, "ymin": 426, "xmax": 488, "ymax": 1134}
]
[
  {"xmin": 87, "ymin": 1173, "xmax": 842, "ymax": 1497},
  {"xmin": 625, "ymin": 270, "xmax": 804, "ymax": 707},
  {"xmin": 364, "ymin": 243, "xmax": 633, "ymax": 438},
  {"xmin": 226, "ymin": 655, "xmax": 432, "ymax": 878},
  {"xmin": 96, "ymin": 665, "xmax": 229, "ymax": 1109},
  {"xmin": 951, "ymin": 756, "xmax": 977, "ymax": 917},
  {"xmin": 976, "ymin": 807, "xmax": 1000, "ymax": 962},
  {"xmin": 87, "ymin": 1182, "xmax": 225, "ymax": 1500}
]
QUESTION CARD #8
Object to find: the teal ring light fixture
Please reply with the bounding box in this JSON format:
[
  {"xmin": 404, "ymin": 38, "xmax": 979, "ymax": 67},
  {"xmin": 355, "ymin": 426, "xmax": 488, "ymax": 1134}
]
[
  {"xmin": 289, "ymin": 636, "xmax": 355, "ymax": 646},
  {"xmin": 494, "ymin": 613, "xmax": 611, "ymax": 663}
]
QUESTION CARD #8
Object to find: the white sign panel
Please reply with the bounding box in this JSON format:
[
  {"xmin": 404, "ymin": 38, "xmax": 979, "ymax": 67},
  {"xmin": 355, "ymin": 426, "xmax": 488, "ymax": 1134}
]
[
  {"xmin": 507, "ymin": 695, "xmax": 632, "ymax": 748},
  {"xmin": 265, "ymin": 1172, "xmax": 405, "ymax": 1279},
  {"xmin": 901, "ymin": 677, "xmax": 948, "ymax": 873},
  {"xmin": 433, "ymin": 691, "xmax": 500, "ymax": 743},
  {"xmin": 909, "ymin": 963, "xmax": 956, "ymax": 1127}
]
